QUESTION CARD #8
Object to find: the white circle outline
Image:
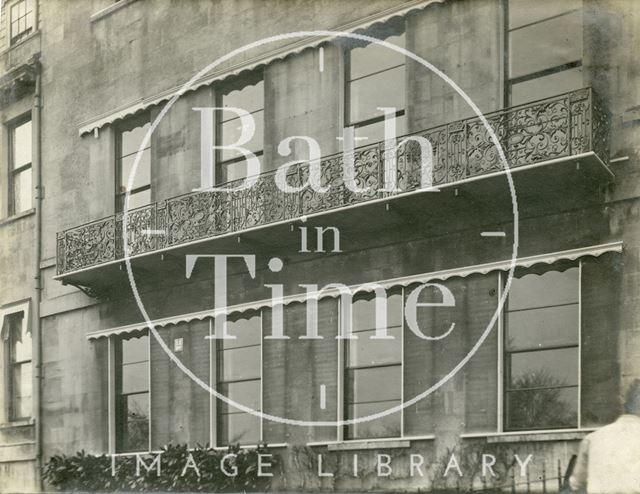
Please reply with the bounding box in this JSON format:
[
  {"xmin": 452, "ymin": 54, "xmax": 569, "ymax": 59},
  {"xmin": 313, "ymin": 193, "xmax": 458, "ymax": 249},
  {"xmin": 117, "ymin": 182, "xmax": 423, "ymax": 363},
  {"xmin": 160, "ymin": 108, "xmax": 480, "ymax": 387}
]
[{"xmin": 122, "ymin": 30, "xmax": 519, "ymax": 428}]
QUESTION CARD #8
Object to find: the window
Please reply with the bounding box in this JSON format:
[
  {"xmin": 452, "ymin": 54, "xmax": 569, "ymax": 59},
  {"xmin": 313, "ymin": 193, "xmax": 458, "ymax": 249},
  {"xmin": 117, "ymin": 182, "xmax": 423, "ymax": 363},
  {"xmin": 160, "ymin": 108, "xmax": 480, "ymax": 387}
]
[
  {"xmin": 9, "ymin": 0, "xmax": 34, "ymax": 46},
  {"xmin": 507, "ymin": 0, "xmax": 583, "ymax": 105},
  {"xmin": 8, "ymin": 117, "xmax": 32, "ymax": 215},
  {"xmin": 3, "ymin": 311, "xmax": 32, "ymax": 420},
  {"xmin": 503, "ymin": 266, "xmax": 580, "ymax": 431},
  {"xmin": 115, "ymin": 334, "xmax": 149, "ymax": 453},
  {"xmin": 216, "ymin": 314, "xmax": 261, "ymax": 446},
  {"xmin": 116, "ymin": 114, "xmax": 151, "ymax": 212},
  {"xmin": 346, "ymin": 32, "xmax": 406, "ymax": 144},
  {"xmin": 344, "ymin": 292, "xmax": 402, "ymax": 439},
  {"xmin": 216, "ymin": 75, "xmax": 264, "ymax": 184}
]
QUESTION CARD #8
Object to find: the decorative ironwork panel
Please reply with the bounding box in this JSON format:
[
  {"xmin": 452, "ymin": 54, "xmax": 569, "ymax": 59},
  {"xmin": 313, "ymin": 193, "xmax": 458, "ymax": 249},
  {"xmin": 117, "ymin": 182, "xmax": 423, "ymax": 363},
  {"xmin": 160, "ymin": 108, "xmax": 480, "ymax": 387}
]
[
  {"xmin": 466, "ymin": 114, "xmax": 506, "ymax": 178},
  {"xmin": 300, "ymin": 156, "xmax": 346, "ymax": 215},
  {"xmin": 56, "ymin": 232, "xmax": 66, "ymax": 274},
  {"xmin": 56, "ymin": 88, "xmax": 610, "ymax": 276},
  {"xmin": 447, "ymin": 120, "xmax": 467, "ymax": 182},
  {"xmin": 63, "ymin": 217, "xmax": 116, "ymax": 272},
  {"xmin": 569, "ymin": 88, "xmax": 592, "ymax": 155},
  {"xmin": 506, "ymin": 97, "xmax": 570, "ymax": 167},
  {"xmin": 591, "ymin": 91, "xmax": 610, "ymax": 163},
  {"xmin": 345, "ymin": 145, "xmax": 383, "ymax": 204},
  {"xmin": 232, "ymin": 171, "xmax": 298, "ymax": 230},
  {"xmin": 165, "ymin": 190, "xmax": 232, "ymax": 246}
]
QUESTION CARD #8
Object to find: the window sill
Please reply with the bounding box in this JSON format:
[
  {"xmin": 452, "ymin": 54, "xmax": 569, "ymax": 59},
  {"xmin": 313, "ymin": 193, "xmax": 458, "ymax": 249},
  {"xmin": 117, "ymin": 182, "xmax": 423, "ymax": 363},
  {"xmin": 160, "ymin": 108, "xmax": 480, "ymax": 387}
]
[
  {"xmin": 460, "ymin": 428, "xmax": 596, "ymax": 443},
  {"xmin": 212, "ymin": 443, "xmax": 288, "ymax": 451},
  {"xmin": 0, "ymin": 418, "xmax": 34, "ymax": 430},
  {"xmin": 0, "ymin": 31, "xmax": 40, "ymax": 56},
  {"xmin": 90, "ymin": 0, "xmax": 139, "ymax": 23},
  {"xmin": 0, "ymin": 208, "xmax": 35, "ymax": 227},
  {"xmin": 308, "ymin": 435, "xmax": 434, "ymax": 451},
  {"xmin": 111, "ymin": 443, "xmax": 289, "ymax": 456}
]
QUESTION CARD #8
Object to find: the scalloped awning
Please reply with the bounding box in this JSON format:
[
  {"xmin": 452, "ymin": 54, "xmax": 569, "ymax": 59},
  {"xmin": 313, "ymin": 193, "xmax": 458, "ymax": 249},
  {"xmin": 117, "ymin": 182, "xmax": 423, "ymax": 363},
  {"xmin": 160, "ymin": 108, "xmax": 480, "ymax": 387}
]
[
  {"xmin": 86, "ymin": 241, "xmax": 623, "ymax": 340},
  {"xmin": 78, "ymin": 0, "xmax": 446, "ymax": 136}
]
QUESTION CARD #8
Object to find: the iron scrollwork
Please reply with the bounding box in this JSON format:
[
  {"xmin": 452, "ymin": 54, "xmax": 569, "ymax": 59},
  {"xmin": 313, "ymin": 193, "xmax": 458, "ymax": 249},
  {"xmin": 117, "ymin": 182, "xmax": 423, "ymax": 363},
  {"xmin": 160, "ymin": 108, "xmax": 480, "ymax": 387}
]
[{"xmin": 57, "ymin": 88, "xmax": 610, "ymax": 276}]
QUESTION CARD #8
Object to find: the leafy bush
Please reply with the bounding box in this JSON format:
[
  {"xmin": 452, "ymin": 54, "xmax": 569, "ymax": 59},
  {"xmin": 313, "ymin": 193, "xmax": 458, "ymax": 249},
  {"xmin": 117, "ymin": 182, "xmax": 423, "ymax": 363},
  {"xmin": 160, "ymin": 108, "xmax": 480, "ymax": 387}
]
[{"xmin": 43, "ymin": 443, "xmax": 279, "ymax": 492}]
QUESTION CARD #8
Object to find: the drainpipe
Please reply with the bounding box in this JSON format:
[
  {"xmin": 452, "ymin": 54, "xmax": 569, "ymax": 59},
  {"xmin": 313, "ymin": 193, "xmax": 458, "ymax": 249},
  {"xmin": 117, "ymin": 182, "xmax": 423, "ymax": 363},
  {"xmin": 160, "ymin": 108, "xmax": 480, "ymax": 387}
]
[{"xmin": 31, "ymin": 54, "xmax": 43, "ymax": 492}]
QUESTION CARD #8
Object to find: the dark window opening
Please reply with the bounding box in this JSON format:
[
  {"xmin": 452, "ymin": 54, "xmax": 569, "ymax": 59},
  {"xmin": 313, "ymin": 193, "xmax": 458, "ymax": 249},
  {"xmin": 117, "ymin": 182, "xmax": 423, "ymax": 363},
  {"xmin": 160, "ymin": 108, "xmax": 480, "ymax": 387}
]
[
  {"xmin": 344, "ymin": 292, "xmax": 403, "ymax": 439},
  {"xmin": 216, "ymin": 314, "xmax": 261, "ymax": 446},
  {"xmin": 9, "ymin": 0, "xmax": 34, "ymax": 45},
  {"xmin": 216, "ymin": 74, "xmax": 264, "ymax": 185},
  {"xmin": 5, "ymin": 311, "xmax": 32, "ymax": 421},
  {"xmin": 8, "ymin": 117, "xmax": 32, "ymax": 215},
  {"xmin": 116, "ymin": 113, "xmax": 152, "ymax": 212},
  {"xmin": 115, "ymin": 334, "xmax": 149, "ymax": 453},
  {"xmin": 504, "ymin": 266, "xmax": 580, "ymax": 431}
]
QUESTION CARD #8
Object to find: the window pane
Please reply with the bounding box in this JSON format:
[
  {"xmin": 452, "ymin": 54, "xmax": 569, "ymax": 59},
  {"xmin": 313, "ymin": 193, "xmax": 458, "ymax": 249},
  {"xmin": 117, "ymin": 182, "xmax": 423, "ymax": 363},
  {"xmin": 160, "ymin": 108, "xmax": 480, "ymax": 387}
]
[
  {"xmin": 8, "ymin": 312, "xmax": 31, "ymax": 363},
  {"xmin": 120, "ymin": 122, "xmax": 151, "ymax": 157},
  {"xmin": 346, "ymin": 365, "xmax": 401, "ymax": 403},
  {"xmin": 511, "ymin": 67, "xmax": 583, "ymax": 106},
  {"xmin": 14, "ymin": 394, "xmax": 32, "ymax": 420},
  {"xmin": 219, "ymin": 110, "xmax": 264, "ymax": 161},
  {"xmin": 509, "ymin": 0, "xmax": 581, "ymax": 30},
  {"xmin": 346, "ymin": 400, "xmax": 401, "ymax": 439},
  {"xmin": 222, "ymin": 315, "xmax": 261, "ymax": 349},
  {"xmin": 12, "ymin": 168, "xmax": 32, "ymax": 213},
  {"xmin": 508, "ymin": 267, "xmax": 578, "ymax": 311},
  {"xmin": 219, "ymin": 380, "xmax": 260, "ymax": 413},
  {"xmin": 509, "ymin": 347, "xmax": 579, "ymax": 389},
  {"xmin": 219, "ymin": 412, "xmax": 260, "ymax": 445},
  {"xmin": 220, "ymin": 346, "xmax": 260, "ymax": 382},
  {"xmin": 119, "ymin": 148, "xmax": 151, "ymax": 190},
  {"xmin": 506, "ymin": 304, "xmax": 578, "ymax": 352},
  {"xmin": 349, "ymin": 66, "xmax": 405, "ymax": 124},
  {"xmin": 12, "ymin": 363, "xmax": 32, "ymax": 418},
  {"xmin": 122, "ymin": 335, "xmax": 149, "ymax": 364},
  {"xmin": 124, "ymin": 393, "xmax": 149, "ymax": 452},
  {"xmin": 222, "ymin": 80, "xmax": 264, "ymax": 115},
  {"xmin": 353, "ymin": 114, "xmax": 406, "ymax": 145},
  {"xmin": 122, "ymin": 362, "xmax": 148, "ymax": 394},
  {"xmin": 12, "ymin": 120, "xmax": 32, "ymax": 168},
  {"xmin": 349, "ymin": 34, "xmax": 405, "ymax": 80},
  {"xmin": 122, "ymin": 189, "xmax": 151, "ymax": 210},
  {"xmin": 218, "ymin": 154, "xmax": 264, "ymax": 184},
  {"xmin": 510, "ymin": 11, "xmax": 582, "ymax": 79},
  {"xmin": 348, "ymin": 325, "xmax": 401, "ymax": 367},
  {"xmin": 352, "ymin": 293, "xmax": 403, "ymax": 332},
  {"xmin": 506, "ymin": 386, "xmax": 578, "ymax": 430}
]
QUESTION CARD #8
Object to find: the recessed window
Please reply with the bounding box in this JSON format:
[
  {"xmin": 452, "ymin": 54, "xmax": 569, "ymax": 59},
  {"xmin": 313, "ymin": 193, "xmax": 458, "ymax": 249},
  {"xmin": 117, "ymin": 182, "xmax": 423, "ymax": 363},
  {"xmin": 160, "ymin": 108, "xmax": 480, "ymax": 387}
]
[
  {"xmin": 4, "ymin": 311, "xmax": 32, "ymax": 421},
  {"xmin": 8, "ymin": 117, "xmax": 32, "ymax": 215},
  {"xmin": 9, "ymin": 0, "xmax": 34, "ymax": 46},
  {"xmin": 344, "ymin": 292, "xmax": 402, "ymax": 439},
  {"xmin": 507, "ymin": 0, "xmax": 583, "ymax": 105},
  {"xmin": 216, "ymin": 76, "xmax": 264, "ymax": 184},
  {"xmin": 346, "ymin": 32, "xmax": 406, "ymax": 144},
  {"xmin": 115, "ymin": 334, "xmax": 149, "ymax": 453},
  {"xmin": 504, "ymin": 266, "xmax": 580, "ymax": 431},
  {"xmin": 216, "ymin": 314, "xmax": 261, "ymax": 446},
  {"xmin": 116, "ymin": 114, "xmax": 151, "ymax": 212}
]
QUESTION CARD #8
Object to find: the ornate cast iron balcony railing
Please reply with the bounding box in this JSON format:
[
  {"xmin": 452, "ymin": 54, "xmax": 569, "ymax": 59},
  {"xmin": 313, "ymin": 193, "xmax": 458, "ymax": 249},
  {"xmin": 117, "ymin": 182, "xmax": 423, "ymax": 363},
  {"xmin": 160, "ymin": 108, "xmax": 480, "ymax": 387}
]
[{"xmin": 56, "ymin": 88, "xmax": 610, "ymax": 276}]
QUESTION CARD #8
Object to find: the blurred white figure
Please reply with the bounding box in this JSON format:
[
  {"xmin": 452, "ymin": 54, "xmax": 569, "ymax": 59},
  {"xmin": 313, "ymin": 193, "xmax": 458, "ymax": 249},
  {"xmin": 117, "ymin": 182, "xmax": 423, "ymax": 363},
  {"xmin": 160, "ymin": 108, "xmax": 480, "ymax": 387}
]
[{"xmin": 570, "ymin": 379, "xmax": 640, "ymax": 493}]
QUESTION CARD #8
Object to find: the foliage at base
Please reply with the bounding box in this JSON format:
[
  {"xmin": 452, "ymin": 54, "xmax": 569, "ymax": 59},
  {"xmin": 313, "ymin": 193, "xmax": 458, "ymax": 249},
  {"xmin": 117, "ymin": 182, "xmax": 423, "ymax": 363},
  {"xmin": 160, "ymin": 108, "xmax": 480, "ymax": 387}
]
[{"xmin": 43, "ymin": 443, "xmax": 279, "ymax": 492}]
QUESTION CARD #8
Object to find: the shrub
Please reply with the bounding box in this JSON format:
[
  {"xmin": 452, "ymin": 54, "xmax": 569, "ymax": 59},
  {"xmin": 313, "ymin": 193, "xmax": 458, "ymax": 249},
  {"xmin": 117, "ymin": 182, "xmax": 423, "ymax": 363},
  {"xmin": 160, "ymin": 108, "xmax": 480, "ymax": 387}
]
[{"xmin": 43, "ymin": 443, "xmax": 279, "ymax": 492}]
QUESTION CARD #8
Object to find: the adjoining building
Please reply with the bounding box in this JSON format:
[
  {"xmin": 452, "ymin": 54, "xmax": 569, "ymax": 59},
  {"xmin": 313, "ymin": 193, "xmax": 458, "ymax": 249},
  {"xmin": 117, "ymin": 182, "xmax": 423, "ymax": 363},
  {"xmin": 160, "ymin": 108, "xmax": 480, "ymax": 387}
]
[{"xmin": 0, "ymin": 0, "xmax": 639, "ymax": 492}]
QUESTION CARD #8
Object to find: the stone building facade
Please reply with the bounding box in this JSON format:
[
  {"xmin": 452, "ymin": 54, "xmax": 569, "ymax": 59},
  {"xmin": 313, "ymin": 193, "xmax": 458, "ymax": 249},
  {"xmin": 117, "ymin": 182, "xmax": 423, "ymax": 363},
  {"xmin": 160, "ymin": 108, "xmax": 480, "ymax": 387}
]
[{"xmin": 0, "ymin": 0, "xmax": 639, "ymax": 492}]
